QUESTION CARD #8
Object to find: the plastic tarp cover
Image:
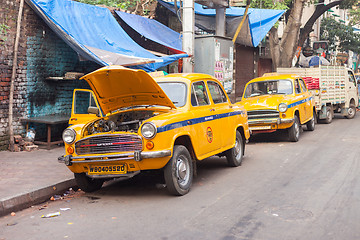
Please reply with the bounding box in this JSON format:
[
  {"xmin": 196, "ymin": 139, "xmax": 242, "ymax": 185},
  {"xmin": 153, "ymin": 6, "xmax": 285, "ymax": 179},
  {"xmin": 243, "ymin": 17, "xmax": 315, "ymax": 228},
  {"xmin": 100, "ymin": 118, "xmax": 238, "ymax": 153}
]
[
  {"xmin": 116, "ymin": 11, "xmax": 184, "ymax": 54},
  {"xmin": 26, "ymin": 0, "xmax": 188, "ymax": 72},
  {"xmin": 158, "ymin": 0, "xmax": 285, "ymax": 47}
]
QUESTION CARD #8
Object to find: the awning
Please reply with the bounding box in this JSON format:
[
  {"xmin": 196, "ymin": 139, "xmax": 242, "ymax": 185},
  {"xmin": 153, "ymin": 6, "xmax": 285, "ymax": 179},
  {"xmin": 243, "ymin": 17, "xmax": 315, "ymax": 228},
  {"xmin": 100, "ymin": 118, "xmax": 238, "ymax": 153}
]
[
  {"xmin": 158, "ymin": 0, "xmax": 285, "ymax": 47},
  {"xmin": 26, "ymin": 0, "xmax": 188, "ymax": 72},
  {"xmin": 115, "ymin": 11, "xmax": 185, "ymax": 54}
]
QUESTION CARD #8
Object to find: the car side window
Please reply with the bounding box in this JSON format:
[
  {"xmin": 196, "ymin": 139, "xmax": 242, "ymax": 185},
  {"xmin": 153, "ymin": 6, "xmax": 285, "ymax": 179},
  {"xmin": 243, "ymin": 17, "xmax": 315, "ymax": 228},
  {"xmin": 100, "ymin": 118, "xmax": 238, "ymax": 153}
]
[
  {"xmin": 191, "ymin": 81, "xmax": 210, "ymax": 106},
  {"xmin": 299, "ymin": 79, "xmax": 307, "ymax": 92},
  {"xmin": 294, "ymin": 79, "xmax": 301, "ymax": 94},
  {"xmin": 207, "ymin": 81, "xmax": 228, "ymax": 104},
  {"xmin": 74, "ymin": 90, "xmax": 97, "ymax": 114},
  {"xmin": 349, "ymin": 71, "xmax": 356, "ymax": 86}
]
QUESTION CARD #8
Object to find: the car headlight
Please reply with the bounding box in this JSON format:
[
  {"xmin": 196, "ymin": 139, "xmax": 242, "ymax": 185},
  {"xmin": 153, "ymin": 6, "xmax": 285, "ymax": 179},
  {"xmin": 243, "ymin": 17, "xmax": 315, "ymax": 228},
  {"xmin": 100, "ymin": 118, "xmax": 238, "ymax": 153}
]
[
  {"xmin": 279, "ymin": 103, "xmax": 288, "ymax": 113},
  {"xmin": 62, "ymin": 128, "xmax": 76, "ymax": 144},
  {"xmin": 141, "ymin": 122, "xmax": 157, "ymax": 139}
]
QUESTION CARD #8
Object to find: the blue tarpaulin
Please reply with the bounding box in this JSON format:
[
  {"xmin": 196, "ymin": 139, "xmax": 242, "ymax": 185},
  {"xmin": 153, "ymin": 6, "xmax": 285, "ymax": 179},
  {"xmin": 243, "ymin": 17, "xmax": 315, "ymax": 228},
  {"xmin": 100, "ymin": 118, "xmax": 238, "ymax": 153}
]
[
  {"xmin": 116, "ymin": 11, "xmax": 184, "ymax": 54},
  {"xmin": 26, "ymin": 0, "xmax": 188, "ymax": 72},
  {"xmin": 158, "ymin": 0, "xmax": 285, "ymax": 47}
]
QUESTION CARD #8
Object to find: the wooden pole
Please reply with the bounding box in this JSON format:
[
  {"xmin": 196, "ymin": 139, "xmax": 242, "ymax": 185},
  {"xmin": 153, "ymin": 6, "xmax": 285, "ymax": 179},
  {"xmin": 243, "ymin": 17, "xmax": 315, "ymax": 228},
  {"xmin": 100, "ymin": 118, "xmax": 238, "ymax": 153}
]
[
  {"xmin": 232, "ymin": 1, "xmax": 250, "ymax": 43},
  {"xmin": 9, "ymin": 0, "xmax": 25, "ymax": 151}
]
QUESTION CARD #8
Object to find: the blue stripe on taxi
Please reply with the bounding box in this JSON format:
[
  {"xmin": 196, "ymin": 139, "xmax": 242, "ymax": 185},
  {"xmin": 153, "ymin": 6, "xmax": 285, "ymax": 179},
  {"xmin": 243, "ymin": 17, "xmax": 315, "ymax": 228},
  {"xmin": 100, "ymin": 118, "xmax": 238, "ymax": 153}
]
[
  {"xmin": 157, "ymin": 110, "xmax": 244, "ymax": 133},
  {"xmin": 288, "ymin": 97, "xmax": 313, "ymax": 109}
]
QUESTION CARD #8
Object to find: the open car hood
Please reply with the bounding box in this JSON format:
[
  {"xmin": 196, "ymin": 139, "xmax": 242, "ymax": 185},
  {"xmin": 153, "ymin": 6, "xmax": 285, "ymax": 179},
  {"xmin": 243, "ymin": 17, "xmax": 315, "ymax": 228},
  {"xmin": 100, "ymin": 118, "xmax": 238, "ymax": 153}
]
[{"xmin": 80, "ymin": 66, "xmax": 176, "ymax": 115}]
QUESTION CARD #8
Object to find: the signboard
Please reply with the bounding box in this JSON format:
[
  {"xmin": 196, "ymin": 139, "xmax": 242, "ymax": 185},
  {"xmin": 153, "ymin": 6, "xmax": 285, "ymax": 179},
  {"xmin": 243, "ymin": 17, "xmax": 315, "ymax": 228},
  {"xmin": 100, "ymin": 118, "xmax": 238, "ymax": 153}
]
[{"xmin": 313, "ymin": 41, "xmax": 328, "ymax": 54}]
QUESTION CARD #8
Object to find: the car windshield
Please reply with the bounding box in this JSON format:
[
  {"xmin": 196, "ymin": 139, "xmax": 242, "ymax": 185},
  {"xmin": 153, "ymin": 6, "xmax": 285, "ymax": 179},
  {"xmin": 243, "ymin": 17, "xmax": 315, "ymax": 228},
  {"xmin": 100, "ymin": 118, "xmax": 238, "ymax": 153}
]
[
  {"xmin": 244, "ymin": 80, "xmax": 293, "ymax": 98},
  {"xmin": 158, "ymin": 82, "xmax": 187, "ymax": 107}
]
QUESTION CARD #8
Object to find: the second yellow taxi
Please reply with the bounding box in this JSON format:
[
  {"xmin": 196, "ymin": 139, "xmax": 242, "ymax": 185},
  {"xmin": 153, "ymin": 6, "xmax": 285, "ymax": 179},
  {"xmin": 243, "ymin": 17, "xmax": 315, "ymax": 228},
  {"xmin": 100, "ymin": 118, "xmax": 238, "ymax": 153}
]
[{"xmin": 241, "ymin": 73, "xmax": 316, "ymax": 142}]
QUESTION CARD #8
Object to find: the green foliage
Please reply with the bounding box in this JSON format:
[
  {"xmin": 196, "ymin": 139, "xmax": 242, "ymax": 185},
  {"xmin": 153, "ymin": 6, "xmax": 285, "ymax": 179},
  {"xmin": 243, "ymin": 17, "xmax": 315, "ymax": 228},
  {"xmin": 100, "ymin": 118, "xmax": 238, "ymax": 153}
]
[
  {"xmin": 249, "ymin": 0, "xmax": 290, "ymax": 10},
  {"xmin": 320, "ymin": 17, "xmax": 360, "ymax": 54},
  {"xmin": 349, "ymin": 1, "xmax": 360, "ymax": 26},
  {"xmin": 75, "ymin": 0, "xmax": 138, "ymax": 9},
  {"xmin": 0, "ymin": 23, "xmax": 10, "ymax": 44},
  {"xmin": 339, "ymin": 0, "xmax": 357, "ymax": 9}
]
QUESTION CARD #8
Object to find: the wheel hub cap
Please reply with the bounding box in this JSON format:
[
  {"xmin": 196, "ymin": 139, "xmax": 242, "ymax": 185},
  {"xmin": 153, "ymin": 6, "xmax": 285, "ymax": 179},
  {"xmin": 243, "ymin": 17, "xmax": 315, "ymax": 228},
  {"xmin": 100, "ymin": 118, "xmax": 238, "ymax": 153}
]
[{"xmin": 176, "ymin": 157, "xmax": 189, "ymax": 186}]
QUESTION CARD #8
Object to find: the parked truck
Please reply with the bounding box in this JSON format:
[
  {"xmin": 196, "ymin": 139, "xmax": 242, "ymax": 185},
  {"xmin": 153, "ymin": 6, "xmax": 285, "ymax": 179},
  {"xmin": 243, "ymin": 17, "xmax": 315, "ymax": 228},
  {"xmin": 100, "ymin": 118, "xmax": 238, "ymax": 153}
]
[{"xmin": 277, "ymin": 66, "xmax": 358, "ymax": 123}]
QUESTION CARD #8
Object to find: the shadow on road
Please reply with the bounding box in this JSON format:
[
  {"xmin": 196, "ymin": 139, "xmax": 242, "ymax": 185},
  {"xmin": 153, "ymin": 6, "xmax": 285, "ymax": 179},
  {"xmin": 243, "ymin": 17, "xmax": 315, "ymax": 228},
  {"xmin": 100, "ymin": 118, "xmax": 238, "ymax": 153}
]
[{"xmin": 84, "ymin": 156, "xmax": 232, "ymax": 197}]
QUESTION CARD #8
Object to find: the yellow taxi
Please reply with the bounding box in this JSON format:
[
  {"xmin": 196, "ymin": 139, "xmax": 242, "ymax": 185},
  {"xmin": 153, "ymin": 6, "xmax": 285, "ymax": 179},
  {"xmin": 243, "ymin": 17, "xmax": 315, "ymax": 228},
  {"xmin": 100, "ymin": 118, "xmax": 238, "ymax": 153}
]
[
  {"xmin": 58, "ymin": 66, "xmax": 250, "ymax": 195},
  {"xmin": 241, "ymin": 73, "xmax": 316, "ymax": 142}
]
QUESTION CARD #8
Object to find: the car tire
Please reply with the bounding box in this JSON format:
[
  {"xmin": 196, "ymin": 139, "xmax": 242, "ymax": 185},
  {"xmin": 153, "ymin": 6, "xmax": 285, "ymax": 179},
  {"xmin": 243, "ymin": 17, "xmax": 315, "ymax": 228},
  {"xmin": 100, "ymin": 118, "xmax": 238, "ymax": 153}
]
[
  {"xmin": 306, "ymin": 110, "xmax": 316, "ymax": 131},
  {"xmin": 323, "ymin": 106, "xmax": 333, "ymax": 124},
  {"xmin": 345, "ymin": 104, "xmax": 356, "ymax": 119},
  {"xmin": 288, "ymin": 115, "xmax": 300, "ymax": 142},
  {"xmin": 164, "ymin": 145, "xmax": 193, "ymax": 196},
  {"xmin": 74, "ymin": 173, "xmax": 104, "ymax": 193},
  {"xmin": 225, "ymin": 131, "xmax": 244, "ymax": 167}
]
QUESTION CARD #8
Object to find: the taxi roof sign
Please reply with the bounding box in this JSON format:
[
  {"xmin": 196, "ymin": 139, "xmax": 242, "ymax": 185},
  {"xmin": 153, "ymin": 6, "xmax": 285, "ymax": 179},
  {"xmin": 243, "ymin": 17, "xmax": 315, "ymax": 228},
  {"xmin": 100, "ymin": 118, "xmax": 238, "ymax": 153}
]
[{"xmin": 262, "ymin": 72, "xmax": 280, "ymax": 77}]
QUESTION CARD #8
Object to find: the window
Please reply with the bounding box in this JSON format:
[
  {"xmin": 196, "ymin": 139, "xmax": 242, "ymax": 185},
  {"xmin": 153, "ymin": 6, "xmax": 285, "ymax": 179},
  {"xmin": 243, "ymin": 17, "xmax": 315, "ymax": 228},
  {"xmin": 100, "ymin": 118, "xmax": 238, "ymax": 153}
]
[
  {"xmin": 191, "ymin": 81, "xmax": 210, "ymax": 106},
  {"xmin": 299, "ymin": 79, "xmax": 307, "ymax": 92},
  {"xmin": 349, "ymin": 71, "xmax": 356, "ymax": 86},
  {"xmin": 294, "ymin": 79, "xmax": 301, "ymax": 94},
  {"xmin": 244, "ymin": 80, "xmax": 293, "ymax": 98},
  {"xmin": 208, "ymin": 81, "xmax": 228, "ymax": 104},
  {"xmin": 74, "ymin": 91, "xmax": 97, "ymax": 114},
  {"xmin": 158, "ymin": 82, "xmax": 187, "ymax": 107}
]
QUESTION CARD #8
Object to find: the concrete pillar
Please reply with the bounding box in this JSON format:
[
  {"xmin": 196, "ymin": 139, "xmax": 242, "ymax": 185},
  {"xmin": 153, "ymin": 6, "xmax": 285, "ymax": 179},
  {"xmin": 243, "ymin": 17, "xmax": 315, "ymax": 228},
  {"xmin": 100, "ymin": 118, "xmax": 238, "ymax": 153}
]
[
  {"xmin": 182, "ymin": 0, "xmax": 194, "ymax": 73},
  {"xmin": 215, "ymin": 7, "xmax": 226, "ymax": 37}
]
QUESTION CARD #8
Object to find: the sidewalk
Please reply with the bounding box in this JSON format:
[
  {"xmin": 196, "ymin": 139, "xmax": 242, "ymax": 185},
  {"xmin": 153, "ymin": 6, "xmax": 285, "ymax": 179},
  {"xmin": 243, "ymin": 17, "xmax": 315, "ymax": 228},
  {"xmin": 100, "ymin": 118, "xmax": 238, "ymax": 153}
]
[{"xmin": 0, "ymin": 146, "xmax": 76, "ymax": 217}]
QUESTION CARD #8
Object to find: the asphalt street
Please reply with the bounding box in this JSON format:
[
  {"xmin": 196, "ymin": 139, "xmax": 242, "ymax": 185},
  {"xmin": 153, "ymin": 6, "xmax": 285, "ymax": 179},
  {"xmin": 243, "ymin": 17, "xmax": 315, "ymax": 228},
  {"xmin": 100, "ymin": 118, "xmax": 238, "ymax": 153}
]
[{"xmin": 1, "ymin": 114, "xmax": 359, "ymax": 240}]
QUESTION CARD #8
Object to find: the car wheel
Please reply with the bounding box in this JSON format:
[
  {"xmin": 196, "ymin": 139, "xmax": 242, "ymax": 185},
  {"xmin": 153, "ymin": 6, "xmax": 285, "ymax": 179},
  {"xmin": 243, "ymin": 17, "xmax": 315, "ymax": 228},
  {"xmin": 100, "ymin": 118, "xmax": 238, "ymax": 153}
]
[
  {"xmin": 288, "ymin": 115, "xmax": 300, "ymax": 142},
  {"xmin": 225, "ymin": 131, "xmax": 244, "ymax": 167},
  {"xmin": 306, "ymin": 110, "xmax": 316, "ymax": 131},
  {"xmin": 345, "ymin": 104, "xmax": 356, "ymax": 119},
  {"xmin": 164, "ymin": 145, "xmax": 193, "ymax": 196},
  {"xmin": 323, "ymin": 106, "xmax": 333, "ymax": 124},
  {"xmin": 74, "ymin": 173, "xmax": 104, "ymax": 193}
]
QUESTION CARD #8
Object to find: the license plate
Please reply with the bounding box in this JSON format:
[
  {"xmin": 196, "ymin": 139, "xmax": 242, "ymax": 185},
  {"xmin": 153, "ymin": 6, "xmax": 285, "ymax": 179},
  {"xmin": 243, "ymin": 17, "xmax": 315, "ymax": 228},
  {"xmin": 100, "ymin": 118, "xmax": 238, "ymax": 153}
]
[
  {"xmin": 249, "ymin": 126, "xmax": 272, "ymax": 130},
  {"xmin": 88, "ymin": 165, "xmax": 127, "ymax": 175}
]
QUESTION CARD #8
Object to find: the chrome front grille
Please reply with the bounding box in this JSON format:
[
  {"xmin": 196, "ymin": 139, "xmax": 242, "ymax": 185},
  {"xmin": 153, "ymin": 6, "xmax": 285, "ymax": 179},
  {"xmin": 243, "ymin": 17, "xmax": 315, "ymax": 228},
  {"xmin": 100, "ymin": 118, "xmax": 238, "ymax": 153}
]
[
  {"xmin": 75, "ymin": 134, "xmax": 143, "ymax": 155},
  {"xmin": 247, "ymin": 110, "xmax": 279, "ymax": 120}
]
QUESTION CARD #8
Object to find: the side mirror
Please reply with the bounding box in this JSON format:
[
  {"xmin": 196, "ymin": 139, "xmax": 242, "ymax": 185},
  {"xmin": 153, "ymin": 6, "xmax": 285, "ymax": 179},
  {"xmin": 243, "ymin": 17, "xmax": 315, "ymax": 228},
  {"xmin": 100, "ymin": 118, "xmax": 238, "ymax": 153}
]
[{"xmin": 88, "ymin": 106, "xmax": 100, "ymax": 117}]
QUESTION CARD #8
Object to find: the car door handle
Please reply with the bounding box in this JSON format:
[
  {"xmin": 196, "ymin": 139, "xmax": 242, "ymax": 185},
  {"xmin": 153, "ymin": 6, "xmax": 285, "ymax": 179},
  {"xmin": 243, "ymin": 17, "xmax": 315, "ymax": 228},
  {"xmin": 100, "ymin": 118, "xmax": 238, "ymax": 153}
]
[{"xmin": 210, "ymin": 108, "xmax": 215, "ymax": 112}]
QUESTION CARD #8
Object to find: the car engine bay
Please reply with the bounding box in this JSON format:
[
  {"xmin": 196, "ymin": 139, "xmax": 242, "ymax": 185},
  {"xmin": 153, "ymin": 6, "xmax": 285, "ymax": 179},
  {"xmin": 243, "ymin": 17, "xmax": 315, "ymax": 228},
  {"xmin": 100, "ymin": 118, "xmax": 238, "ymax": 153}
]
[{"xmin": 85, "ymin": 110, "xmax": 159, "ymax": 135}]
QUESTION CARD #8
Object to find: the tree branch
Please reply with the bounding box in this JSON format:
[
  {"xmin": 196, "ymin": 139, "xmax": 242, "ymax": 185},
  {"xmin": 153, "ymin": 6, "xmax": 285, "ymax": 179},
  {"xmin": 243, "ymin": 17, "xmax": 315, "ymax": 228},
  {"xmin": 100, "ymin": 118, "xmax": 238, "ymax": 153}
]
[{"xmin": 298, "ymin": 0, "xmax": 343, "ymax": 47}]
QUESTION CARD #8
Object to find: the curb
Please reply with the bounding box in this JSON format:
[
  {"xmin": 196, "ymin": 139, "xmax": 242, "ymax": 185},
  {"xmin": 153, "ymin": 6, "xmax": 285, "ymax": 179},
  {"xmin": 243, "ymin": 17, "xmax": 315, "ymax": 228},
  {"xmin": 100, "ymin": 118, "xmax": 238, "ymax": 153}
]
[{"xmin": 0, "ymin": 178, "xmax": 77, "ymax": 217}]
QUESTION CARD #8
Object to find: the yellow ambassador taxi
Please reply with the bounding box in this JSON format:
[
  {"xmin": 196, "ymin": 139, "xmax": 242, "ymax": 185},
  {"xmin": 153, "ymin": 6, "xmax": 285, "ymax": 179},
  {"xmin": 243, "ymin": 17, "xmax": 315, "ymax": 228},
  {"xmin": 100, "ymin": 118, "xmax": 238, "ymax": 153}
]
[
  {"xmin": 241, "ymin": 73, "xmax": 316, "ymax": 142},
  {"xmin": 58, "ymin": 66, "xmax": 250, "ymax": 196}
]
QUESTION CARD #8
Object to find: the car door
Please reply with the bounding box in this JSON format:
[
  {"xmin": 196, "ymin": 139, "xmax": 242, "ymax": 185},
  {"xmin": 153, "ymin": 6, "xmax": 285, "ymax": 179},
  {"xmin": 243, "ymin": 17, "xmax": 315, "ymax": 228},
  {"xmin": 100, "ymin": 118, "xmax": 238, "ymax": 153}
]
[
  {"xmin": 207, "ymin": 80, "xmax": 233, "ymax": 149},
  {"xmin": 347, "ymin": 71, "xmax": 358, "ymax": 106},
  {"xmin": 299, "ymin": 78, "xmax": 312, "ymax": 120},
  {"xmin": 69, "ymin": 89, "xmax": 103, "ymax": 125},
  {"xmin": 293, "ymin": 78, "xmax": 307, "ymax": 123},
  {"xmin": 190, "ymin": 80, "xmax": 222, "ymax": 159}
]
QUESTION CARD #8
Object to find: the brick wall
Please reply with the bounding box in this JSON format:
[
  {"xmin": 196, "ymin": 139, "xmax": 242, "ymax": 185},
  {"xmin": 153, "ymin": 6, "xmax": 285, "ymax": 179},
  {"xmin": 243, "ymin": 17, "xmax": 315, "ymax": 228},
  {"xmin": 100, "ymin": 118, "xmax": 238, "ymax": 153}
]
[
  {"xmin": 0, "ymin": 0, "xmax": 100, "ymax": 150},
  {"xmin": 0, "ymin": 0, "xmax": 27, "ymax": 150}
]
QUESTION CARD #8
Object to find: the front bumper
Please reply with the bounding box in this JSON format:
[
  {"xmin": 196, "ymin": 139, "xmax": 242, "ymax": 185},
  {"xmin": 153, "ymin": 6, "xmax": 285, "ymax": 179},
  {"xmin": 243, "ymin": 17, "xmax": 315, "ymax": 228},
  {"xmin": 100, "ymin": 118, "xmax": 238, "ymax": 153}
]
[
  {"xmin": 248, "ymin": 117, "xmax": 294, "ymax": 130},
  {"xmin": 58, "ymin": 150, "xmax": 172, "ymax": 166}
]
